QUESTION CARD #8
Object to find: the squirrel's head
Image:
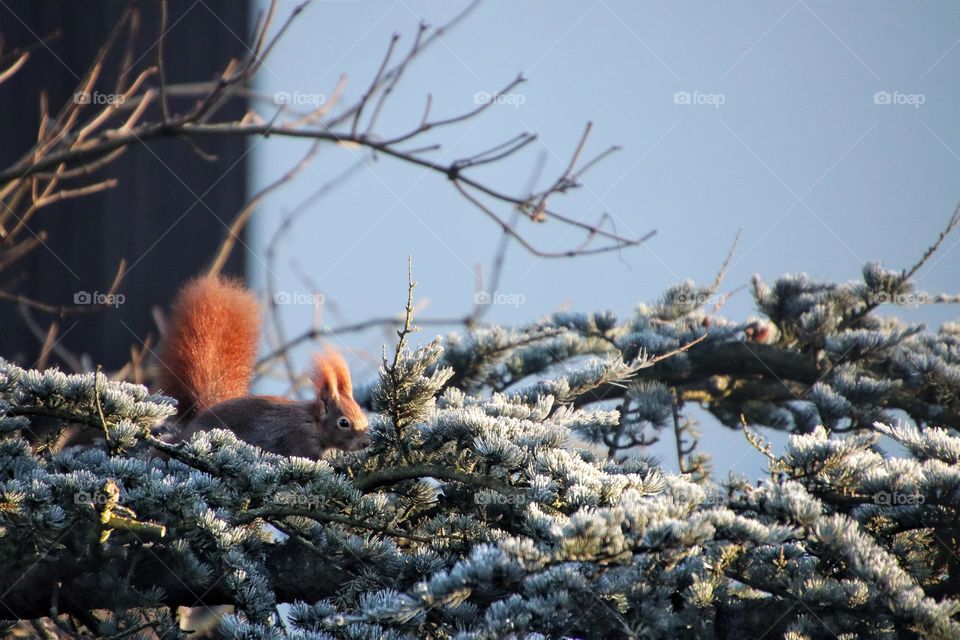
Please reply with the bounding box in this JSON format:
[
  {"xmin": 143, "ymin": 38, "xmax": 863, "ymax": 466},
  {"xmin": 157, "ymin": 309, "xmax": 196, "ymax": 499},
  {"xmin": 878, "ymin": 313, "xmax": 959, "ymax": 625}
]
[{"xmin": 311, "ymin": 350, "xmax": 370, "ymax": 452}]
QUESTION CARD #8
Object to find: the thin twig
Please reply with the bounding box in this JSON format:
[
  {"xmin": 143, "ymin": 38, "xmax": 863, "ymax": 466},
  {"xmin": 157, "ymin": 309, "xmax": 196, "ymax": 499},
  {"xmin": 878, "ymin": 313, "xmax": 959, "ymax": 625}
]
[
  {"xmin": 672, "ymin": 390, "xmax": 686, "ymax": 474},
  {"xmin": 366, "ymin": 22, "xmax": 428, "ymax": 135},
  {"xmin": 709, "ymin": 229, "xmax": 741, "ymax": 294},
  {"xmin": 256, "ymin": 315, "xmax": 471, "ymax": 369},
  {"xmin": 0, "ymin": 51, "xmax": 28, "ymax": 85},
  {"xmin": 157, "ymin": 0, "xmax": 171, "ymax": 123},
  {"xmin": 207, "ymin": 140, "xmax": 321, "ymax": 276},
  {"xmin": 352, "ymin": 32, "xmax": 401, "ymax": 137},
  {"xmin": 381, "ymin": 74, "xmax": 526, "ymax": 147},
  {"xmin": 93, "ymin": 366, "xmax": 112, "ymax": 454}
]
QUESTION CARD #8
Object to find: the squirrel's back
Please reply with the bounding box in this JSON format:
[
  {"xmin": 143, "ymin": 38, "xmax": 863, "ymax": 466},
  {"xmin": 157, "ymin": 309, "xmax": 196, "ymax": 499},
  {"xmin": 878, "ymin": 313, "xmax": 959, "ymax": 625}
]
[{"xmin": 156, "ymin": 275, "xmax": 260, "ymax": 417}]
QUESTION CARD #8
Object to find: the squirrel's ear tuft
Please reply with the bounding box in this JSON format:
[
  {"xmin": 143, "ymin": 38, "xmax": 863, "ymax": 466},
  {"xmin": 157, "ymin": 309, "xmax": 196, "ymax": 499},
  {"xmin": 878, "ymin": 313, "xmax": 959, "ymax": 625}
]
[{"xmin": 311, "ymin": 349, "xmax": 353, "ymax": 399}]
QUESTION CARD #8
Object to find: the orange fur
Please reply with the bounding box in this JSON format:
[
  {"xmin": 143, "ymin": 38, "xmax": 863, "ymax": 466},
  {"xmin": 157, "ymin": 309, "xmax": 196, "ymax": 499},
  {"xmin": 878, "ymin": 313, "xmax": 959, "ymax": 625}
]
[
  {"xmin": 156, "ymin": 276, "xmax": 261, "ymax": 416},
  {"xmin": 158, "ymin": 282, "xmax": 369, "ymax": 457},
  {"xmin": 311, "ymin": 350, "xmax": 349, "ymax": 397},
  {"xmin": 311, "ymin": 350, "xmax": 364, "ymax": 423}
]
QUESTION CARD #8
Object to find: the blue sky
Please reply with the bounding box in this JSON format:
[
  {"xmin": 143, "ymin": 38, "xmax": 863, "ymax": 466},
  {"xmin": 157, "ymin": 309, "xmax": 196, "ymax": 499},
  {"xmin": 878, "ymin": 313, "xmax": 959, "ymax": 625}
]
[{"xmin": 249, "ymin": 1, "xmax": 960, "ymax": 477}]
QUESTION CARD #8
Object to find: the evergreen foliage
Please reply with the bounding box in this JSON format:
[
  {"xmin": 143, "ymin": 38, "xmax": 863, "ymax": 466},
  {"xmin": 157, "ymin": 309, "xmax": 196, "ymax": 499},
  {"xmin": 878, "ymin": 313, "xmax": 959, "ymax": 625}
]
[{"xmin": 2, "ymin": 261, "xmax": 960, "ymax": 638}]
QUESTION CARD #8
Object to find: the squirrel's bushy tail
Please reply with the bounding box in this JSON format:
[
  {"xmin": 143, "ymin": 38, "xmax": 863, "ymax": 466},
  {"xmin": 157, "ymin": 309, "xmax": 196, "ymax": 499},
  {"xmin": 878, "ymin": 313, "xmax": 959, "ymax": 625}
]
[{"xmin": 156, "ymin": 275, "xmax": 261, "ymax": 417}]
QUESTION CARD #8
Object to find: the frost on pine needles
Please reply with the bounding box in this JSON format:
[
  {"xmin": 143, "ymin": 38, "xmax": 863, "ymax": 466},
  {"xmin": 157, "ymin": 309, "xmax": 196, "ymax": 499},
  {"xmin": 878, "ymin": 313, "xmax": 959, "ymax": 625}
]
[{"xmin": 2, "ymin": 259, "xmax": 960, "ymax": 638}]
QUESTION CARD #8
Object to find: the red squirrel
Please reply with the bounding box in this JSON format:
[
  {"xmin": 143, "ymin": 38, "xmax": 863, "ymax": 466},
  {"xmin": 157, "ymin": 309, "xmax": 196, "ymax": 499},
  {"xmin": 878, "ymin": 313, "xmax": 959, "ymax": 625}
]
[{"xmin": 156, "ymin": 275, "xmax": 370, "ymax": 459}]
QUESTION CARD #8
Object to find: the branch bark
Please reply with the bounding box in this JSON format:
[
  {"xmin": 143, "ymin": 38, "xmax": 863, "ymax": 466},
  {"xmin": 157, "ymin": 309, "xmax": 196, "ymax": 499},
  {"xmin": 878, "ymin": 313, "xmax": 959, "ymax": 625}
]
[
  {"xmin": 0, "ymin": 538, "xmax": 356, "ymax": 620},
  {"xmin": 575, "ymin": 340, "xmax": 960, "ymax": 430}
]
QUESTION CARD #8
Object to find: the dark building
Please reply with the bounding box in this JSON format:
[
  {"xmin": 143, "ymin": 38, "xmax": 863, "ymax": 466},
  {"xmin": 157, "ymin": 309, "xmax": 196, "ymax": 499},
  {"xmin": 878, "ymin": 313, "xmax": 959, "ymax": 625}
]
[{"xmin": 0, "ymin": 1, "xmax": 250, "ymax": 371}]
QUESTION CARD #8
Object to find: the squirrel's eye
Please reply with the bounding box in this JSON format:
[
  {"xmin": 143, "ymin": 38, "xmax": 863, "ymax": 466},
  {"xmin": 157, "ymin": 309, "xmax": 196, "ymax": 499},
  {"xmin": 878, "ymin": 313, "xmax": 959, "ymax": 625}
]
[{"xmin": 337, "ymin": 417, "xmax": 352, "ymax": 429}]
